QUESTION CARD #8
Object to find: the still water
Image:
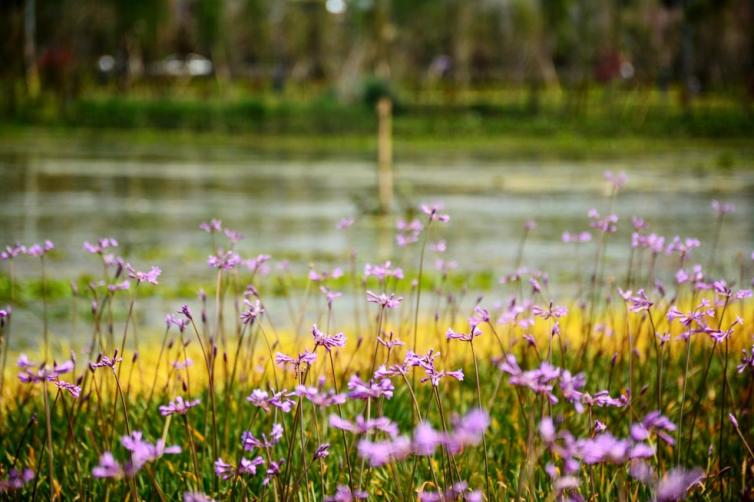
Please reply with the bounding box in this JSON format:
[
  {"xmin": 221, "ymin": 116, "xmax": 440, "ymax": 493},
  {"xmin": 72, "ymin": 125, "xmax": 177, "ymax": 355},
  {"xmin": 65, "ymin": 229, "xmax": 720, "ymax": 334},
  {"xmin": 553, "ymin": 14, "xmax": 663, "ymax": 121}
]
[
  {"xmin": 2, "ymin": 142, "xmax": 752, "ymax": 274},
  {"xmin": 0, "ymin": 140, "xmax": 752, "ymax": 348}
]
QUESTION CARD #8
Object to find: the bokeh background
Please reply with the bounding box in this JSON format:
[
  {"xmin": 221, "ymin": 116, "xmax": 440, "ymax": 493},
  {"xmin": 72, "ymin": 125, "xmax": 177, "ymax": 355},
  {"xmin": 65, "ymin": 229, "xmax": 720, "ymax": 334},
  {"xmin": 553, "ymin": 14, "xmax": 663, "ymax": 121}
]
[{"xmin": 1, "ymin": 0, "xmax": 753, "ymax": 318}]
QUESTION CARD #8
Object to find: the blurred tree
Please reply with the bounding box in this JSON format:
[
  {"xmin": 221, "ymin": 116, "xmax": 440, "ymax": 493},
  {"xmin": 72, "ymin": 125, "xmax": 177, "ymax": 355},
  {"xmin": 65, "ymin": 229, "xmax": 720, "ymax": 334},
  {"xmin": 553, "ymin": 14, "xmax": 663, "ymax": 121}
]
[
  {"xmin": 1, "ymin": 0, "xmax": 753, "ymax": 110},
  {"xmin": 112, "ymin": 0, "xmax": 166, "ymax": 89}
]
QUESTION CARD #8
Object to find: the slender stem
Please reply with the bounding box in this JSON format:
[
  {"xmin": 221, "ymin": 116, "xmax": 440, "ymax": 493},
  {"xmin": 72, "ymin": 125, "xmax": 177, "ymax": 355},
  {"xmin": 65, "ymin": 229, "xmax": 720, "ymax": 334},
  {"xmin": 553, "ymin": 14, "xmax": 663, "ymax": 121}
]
[
  {"xmin": 685, "ymin": 298, "xmax": 729, "ymax": 461},
  {"xmin": 146, "ymin": 325, "xmax": 171, "ymax": 410},
  {"xmin": 112, "ymin": 370, "xmax": 131, "ymax": 435},
  {"xmin": 470, "ymin": 341, "xmax": 492, "ymax": 499},
  {"xmin": 41, "ymin": 256, "xmax": 49, "ymax": 361},
  {"xmin": 647, "ymin": 311, "xmax": 661, "ymax": 410},
  {"xmin": 411, "ymin": 224, "xmax": 430, "ymax": 416},
  {"xmin": 42, "ymin": 381, "xmax": 55, "ymax": 499},
  {"xmin": 183, "ymin": 414, "xmax": 201, "ymax": 485},
  {"xmin": 718, "ymin": 336, "xmax": 730, "ymax": 469},
  {"xmin": 677, "ymin": 337, "xmax": 692, "ymax": 464},
  {"xmin": 327, "ymin": 351, "xmax": 354, "ymax": 487}
]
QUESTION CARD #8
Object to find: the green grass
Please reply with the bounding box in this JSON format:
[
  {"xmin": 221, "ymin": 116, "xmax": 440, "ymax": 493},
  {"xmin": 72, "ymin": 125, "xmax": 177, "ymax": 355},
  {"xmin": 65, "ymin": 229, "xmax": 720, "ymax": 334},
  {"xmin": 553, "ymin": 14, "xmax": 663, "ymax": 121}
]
[{"xmin": 2, "ymin": 85, "xmax": 754, "ymax": 163}]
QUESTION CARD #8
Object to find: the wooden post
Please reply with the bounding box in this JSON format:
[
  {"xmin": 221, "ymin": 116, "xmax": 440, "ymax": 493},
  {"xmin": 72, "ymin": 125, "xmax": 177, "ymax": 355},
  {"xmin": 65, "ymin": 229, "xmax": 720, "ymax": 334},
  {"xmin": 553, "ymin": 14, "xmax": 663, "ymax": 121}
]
[
  {"xmin": 24, "ymin": 0, "xmax": 40, "ymax": 98},
  {"xmin": 377, "ymin": 96, "xmax": 393, "ymax": 214}
]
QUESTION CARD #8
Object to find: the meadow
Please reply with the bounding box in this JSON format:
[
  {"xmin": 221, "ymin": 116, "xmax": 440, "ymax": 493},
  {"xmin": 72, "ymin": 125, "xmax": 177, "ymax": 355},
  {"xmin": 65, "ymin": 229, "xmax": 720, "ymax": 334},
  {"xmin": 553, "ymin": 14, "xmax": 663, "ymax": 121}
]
[{"xmin": 0, "ymin": 172, "xmax": 752, "ymax": 501}]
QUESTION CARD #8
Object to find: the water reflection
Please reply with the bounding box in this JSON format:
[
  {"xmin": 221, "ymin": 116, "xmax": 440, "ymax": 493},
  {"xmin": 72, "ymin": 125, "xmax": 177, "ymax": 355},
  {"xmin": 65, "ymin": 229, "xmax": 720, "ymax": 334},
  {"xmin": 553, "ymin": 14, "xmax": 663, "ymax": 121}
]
[{"xmin": 1, "ymin": 145, "xmax": 753, "ymax": 286}]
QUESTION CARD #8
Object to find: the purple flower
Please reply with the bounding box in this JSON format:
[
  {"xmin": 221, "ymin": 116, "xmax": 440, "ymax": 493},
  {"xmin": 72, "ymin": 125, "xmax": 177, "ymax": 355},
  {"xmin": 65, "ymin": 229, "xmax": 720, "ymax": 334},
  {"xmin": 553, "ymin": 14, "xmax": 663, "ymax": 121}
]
[
  {"xmin": 240, "ymin": 299, "xmax": 264, "ymax": 325},
  {"xmin": 300, "ymin": 387, "xmax": 346, "ymax": 407},
  {"xmin": 242, "ymin": 423, "xmax": 284, "ymax": 451},
  {"xmin": 577, "ymin": 433, "xmax": 631, "ymax": 464},
  {"xmin": 420, "ymin": 482, "xmax": 482, "ymax": 502},
  {"xmin": 1, "ymin": 243, "xmax": 27, "ymax": 260},
  {"xmin": 618, "ymin": 288, "xmax": 653, "ymax": 312},
  {"xmin": 179, "ymin": 304, "xmax": 193, "ymax": 321},
  {"xmin": 83, "ymin": 237, "xmax": 118, "ymax": 254},
  {"xmin": 172, "ymin": 358, "xmax": 193, "ymax": 370},
  {"xmin": 366, "ymin": 291, "xmax": 403, "ymax": 309},
  {"xmin": 711, "ymin": 199, "xmax": 735, "ymax": 216},
  {"xmin": 357, "ymin": 436, "xmax": 411, "ymax": 467},
  {"xmin": 0, "ymin": 468, "xmax": 34, "ymax": 492},
  {"xmin": 108, "ymin": 280, "xmax": 130, "ymax": 292},
  {"xmin": 329, "ymin": 414, "xmax": 398, "ymax": 437},
  {"xmin": 736, "ymin": 289, "xmax": 752, "ymax": 300},
  {"xmin": 406, "ymin": 424, "xmax": 436, "ymax": 455},
  {"xmin": 704, "ymin": 320, "xmax": 738, "ymax": 343},
  {"xmin": 446, "ymin": 408, "xmax": 490, "ymax": 453},
  {"xmin": 166, "ymin": 314, "xmax": 189, "ymax": 333},
  {"xmin": 640, "ymin": 411, "xmax": 677, "ymax": 445},
  {"xmin": 581, "ymin": 390, "xmax": 626, "ymax": 409},
  {"xmin": 263, "ymin": 459, "xmax": 284, "ymax": 486},
  {"xmin": 404, "ymin": 349, "xmax": 440, "ymax": 372},
  {"xmin": 246, "ymin": 389, "xmax": 271, "ymax": 411},
  {"xmin": 313, "ymin": 443, "xmax": 330, "ymax": 460},
  {"xmin": 312, "ymin": 324, "xmax": 346, "ymax": 351},
  {"xmin": 275, "ymin": 351, "xmax": 316, "ymax": 372},
  {"xmin": 0, "ymin": 307, "xmax": 10, "ymax": 328},
  {"xmin": 215, "ymin": 456, "xmax": 264, "ymax": 479},
  {"xmin": 364, "ymin": 261, "xmax": 404, "ymax": 280},
  {"xmin": 446, "ymin": 324, "xmax": 482, "ymax": 343},
  {"xmin": 562, "ymin": 231, "xmax": 592, "ymax": 243},
  {"xmin": 499, "ymin": 355, "xmax": 560, "ymax": 403},
  {"xmin": 245, "ymin": 254, "xmax": 271, "ymax": 274},
  {"xmin": 421, "ymin": 203, "xmax": 450, "ymax": 223},
  {"xmin": 247, "ymin": 389, "xmax": 295, "ymax": 413},
  {"xmin": 420, "ymin": 368, "xmax": 464, "ymax": 387},
  {"xmin": 199, "ymin": 219, "xmax": 223, "ymax": 233},
  {"xmin": 126, "ymin": 264, "xmax": 161, "ymax": 285},
  {"xmin": 347, "ymin": 375, "xmax": 394, "ymax": 400},
  {"xmin": 325, "ymin": 485, "xmax": 368, "ymax": 501},
  {"xmin": 430, "ymin": 240, "xmax": 447, "ymax": 253},
  {"xmin": 159, "ymin": 396, "xmax": 201, "ymax": 416},
  {"xmin": 92, "ymin": 452, "xmax": 125, "ymax": 479},
  {"xmin": 223, "ymin": 228, "xmax": 244, "ymax": 243},
  {"xmin": 308, "ymin": 267, "xmax": 343, "ymax": 282},
  {"xmin": 728, "ymin": 413, "xmax": 739, "ymax": 429},
  {"xmin": 120, "ymin": 431, "xmax": 181, "ymax": 473},
  {"xmin": 336, "ymin": 217, "xmax": 355, "ymax": 230},
  {"xmin": 629, "ymin": 443, "xmax": 655, "ymax": 459},
  {"xmin": 604, "ymin": 170, "xmax": 627, "ymax": 190},
  {"xmin": 559, "ymin": 370, "xmax": 586, "ymax": 413},
  {"xmin": 52, "ymin": 379, "xmax": 81, "ymax": 398},
  {"xmin": 539, "ymin": 417, "xmax": 556, "ymax": 444},
  {"xmin": 214, "ymin": 458, "xmax": 235, "ymax": 480},
  {"xmin": 436, "ymin": 258, "xmax": 457, "ymax": 272},
  {"xmin": 667, "ymin": 301, "xmax": 714, "ymax": 339},
  {"xmin": 26, "ymin": 240, "xmax": 55, "ymax": 257},
  {"xmin": 588, "ymin": 209, "xmax": 618, "ymax": 233},
  {"xmin": 532, "ymin": 303, "xmax": 568, "ymax": 319},
  {"xmin": 184, "ymin": 492, "xmax": 216, "ymax": 502},
  {"xmin": 738, "ymin": 344, "xmax": 754, "ymax": 373},
  {"xmin": 208, "ymin": 250, "xmax": 241, "ymax": 270},
  {"xmin": 655, "ymin": 468, "xmax": 704, "ymax": 501},
  {"xmin": 320, "ymin": 286, "xmax": 342, "ymax": 307},
  {"xmin": 89, "ymin": 351, "xmax": 123, "ymax": 371},
  {"xmin": 377, "ymin": 335, "xmax": 404, "ymax": 349},
  {"xmin": 396, "ymin": 218, "xmax": 423, "ymax": 247},
  {"xmin": 374, "ymin": 364, "xmax": 408, "ymax": 380},
  {"xmin": 18, "ymin": 355, "xmax": 75, "ymax": 383},
  {"xmin": 630, "ymin": 460, "xmax": 655, "ymax": 483},
  {"xmin": 238, "ymin": 456, "xmax": 265, "ymax": 475},
  {"xmin": 665, "ymin": 237, "xmax": 701, "ymax": 258}
]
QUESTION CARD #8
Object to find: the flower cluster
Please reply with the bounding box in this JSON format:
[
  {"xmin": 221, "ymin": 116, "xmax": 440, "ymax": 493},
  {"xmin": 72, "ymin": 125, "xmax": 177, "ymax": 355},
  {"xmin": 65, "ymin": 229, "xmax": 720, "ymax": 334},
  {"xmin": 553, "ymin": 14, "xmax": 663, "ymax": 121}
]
[{"xmin": 92, "ymin": 432, "xmax": 181, "ymax": 478}]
